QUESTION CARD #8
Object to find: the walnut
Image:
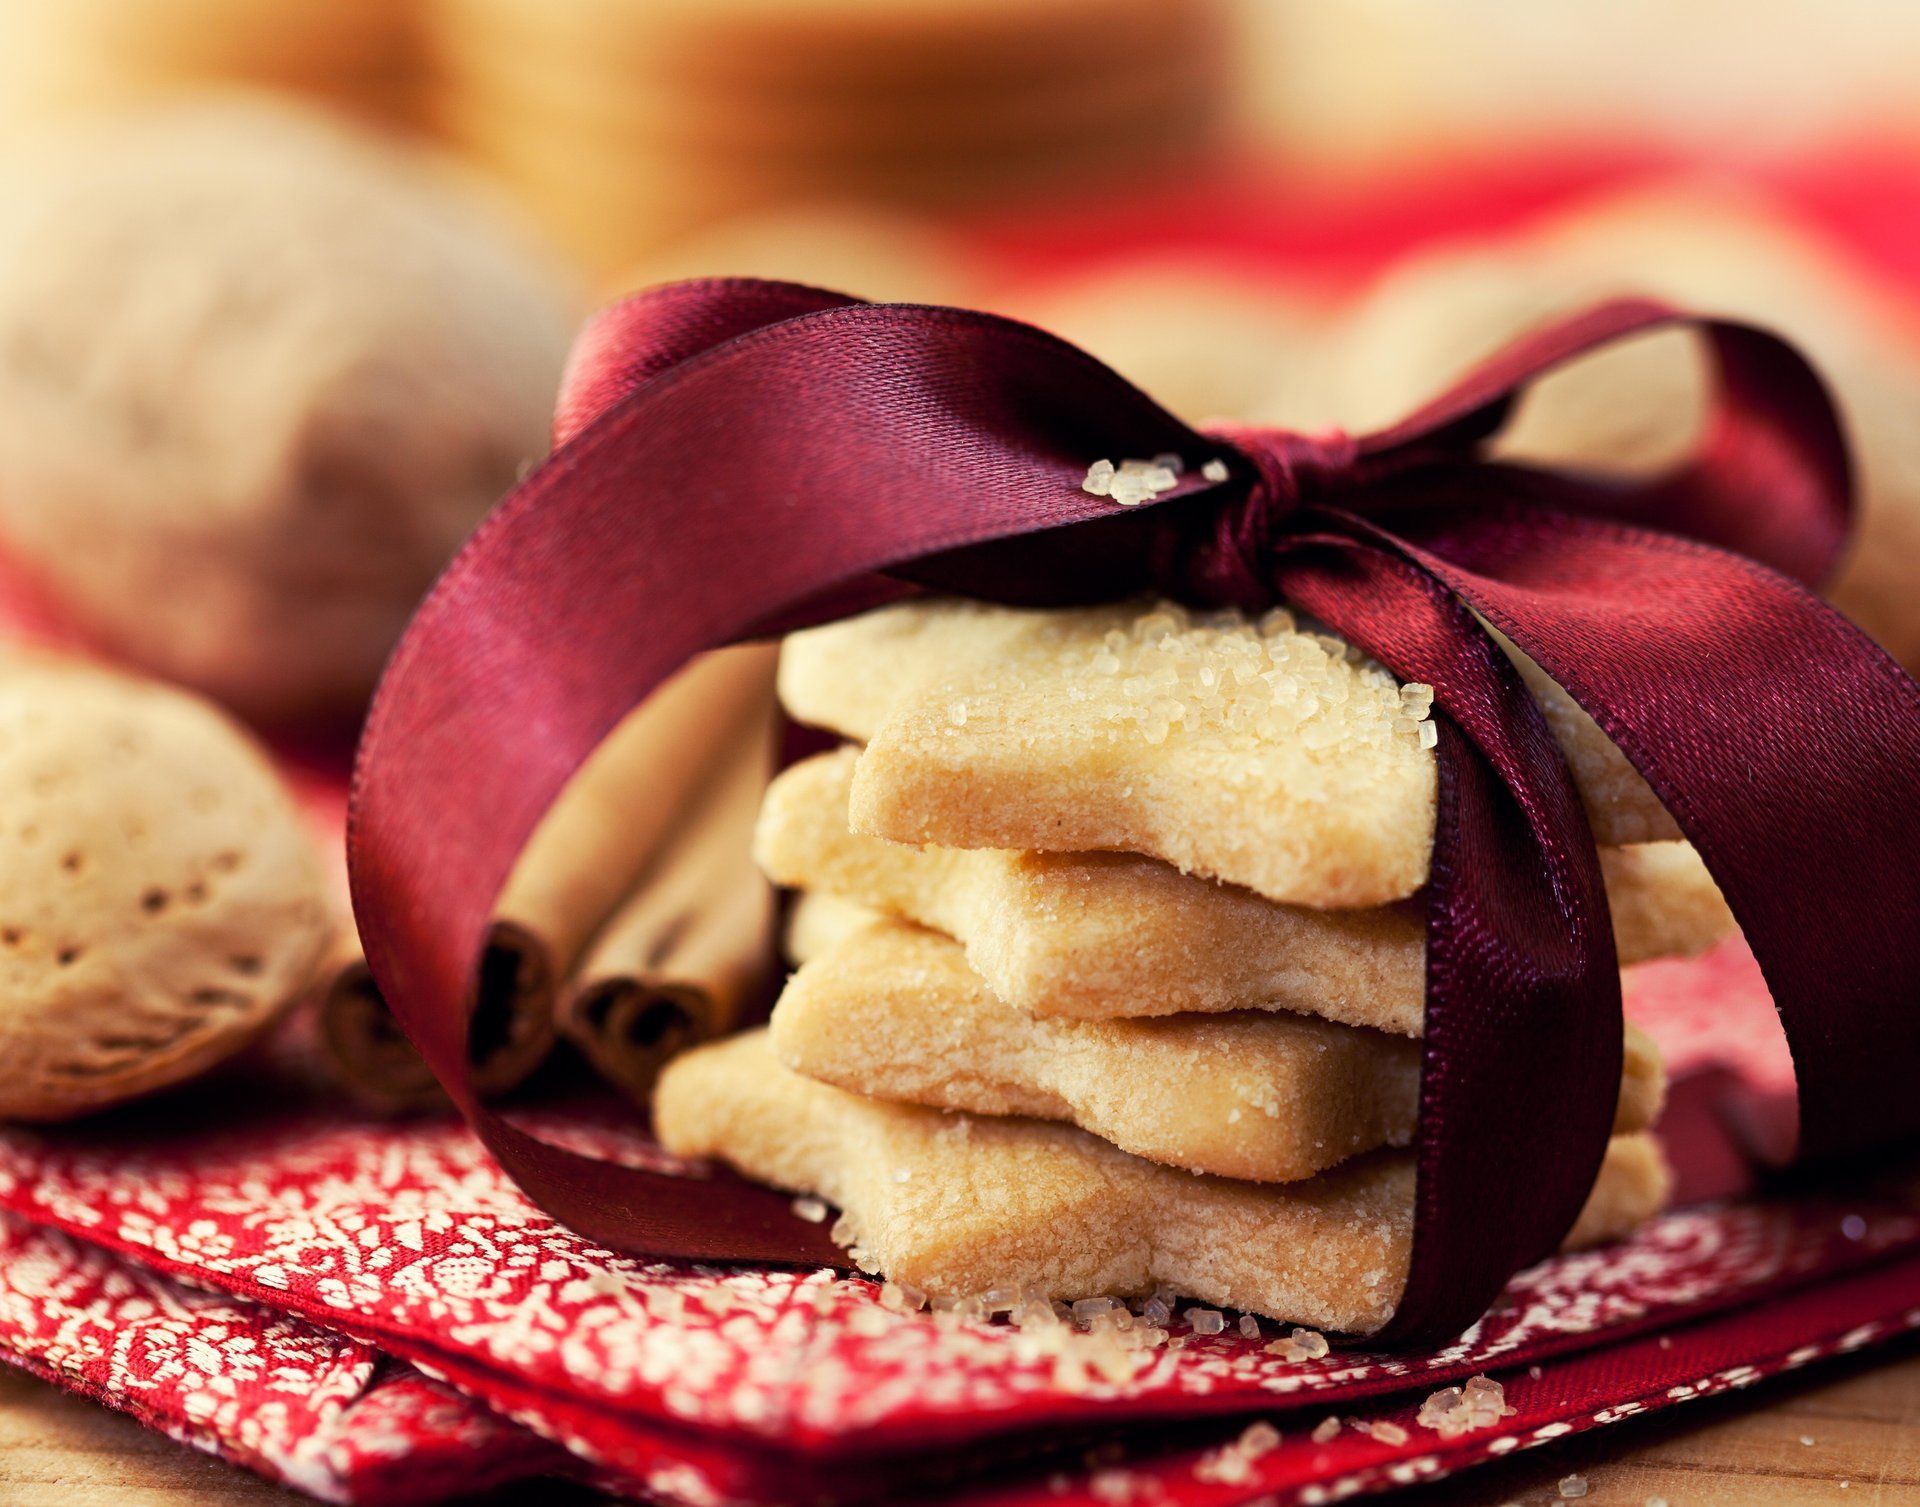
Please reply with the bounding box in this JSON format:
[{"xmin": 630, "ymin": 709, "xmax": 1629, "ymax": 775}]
[
  {"xmin": 0, "ymin": 655, "xmax": 331, "ymax": 1120},
  {"xmin": 0, "ymin": 94, "xmax": 578, "ymax": 720}
]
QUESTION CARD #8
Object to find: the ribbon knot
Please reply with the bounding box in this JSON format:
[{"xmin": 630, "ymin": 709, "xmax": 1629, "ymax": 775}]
[
  {"xmin": 1217, "ymin": 421, "xmax": 1363, "ymax": 511},
  {"xmin": 348, "ymin": 279, "xmax": 1920, "ymax": 1348},
  {"xmin": 1182, "ymin": 423, "xmax": 1362, "ymax": 610}
]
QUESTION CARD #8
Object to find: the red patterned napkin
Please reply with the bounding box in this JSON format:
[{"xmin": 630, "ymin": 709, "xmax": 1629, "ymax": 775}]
[
  {"xmin": 1, "ymin": 938, "xmax": 1917, "ymax": 1505},
  {"xmin": 0, "ymin": 1214, "xmax": 560, "ymax": 1503}
]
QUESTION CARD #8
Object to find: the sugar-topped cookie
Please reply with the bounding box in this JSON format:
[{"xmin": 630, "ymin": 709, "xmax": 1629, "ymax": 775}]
[
  {"xmin": 757, "ymin": 748, "xmax": 1732, "ymax": 1035},
  {"xmin": 769, "ymin": 918, "xmax": 1665, "ymax": 1183},
  {"xmin": 655, "ymin": 1030, "xmax": 1672, "ymax": 1333},
  {"xmin": 778, "ymin": 599, "xmax": 1678, "ymax": 909}
]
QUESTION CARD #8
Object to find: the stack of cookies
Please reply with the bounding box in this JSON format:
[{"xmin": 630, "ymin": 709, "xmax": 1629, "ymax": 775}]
[
  {"xmin": 657, "ymin": 594, "xmax": 1716, "ymax": 1335},
  {"xmin": 0, "ymin": 0, "xmax": 415, "ymax": 138},
  {"xmin": 420, "ymin": 0, "xmax": 1228, "ymax": 274}
]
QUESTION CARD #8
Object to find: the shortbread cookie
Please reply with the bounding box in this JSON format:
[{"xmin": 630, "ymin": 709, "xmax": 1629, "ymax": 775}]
[
  {"xmin": 1561, "ymin": 1128, "xmax": 1671, "ymax": 1252},
  {"xmin": 655, "ymin": 1030, "xmax": 1671, "ymax": 1332},
  {"xmin": 1008, "ymin": 257, "xmax": 1329, "ymax": 426},
  {"xmin": 778, "ymin": 598, "xmax": 1676, "ymax": 908},
  {"xmin": 1595, "ymin": 841, "xmax": 1738, "ymax": 974},
  {"xmin": 769, "ymin": 919, "xmax": 1664, "ymax": 1182},
  {"xmin": 779, "ymin": 890, "xmax": 1684, "ymax": 1139},
  {"xmin": 784, "ymin": 890, "xmax": 881, "ymax": 964},
  {"xmin": 610, "ymin": 203, "xmax": 976, "ymax": 308},
  {"xmin": 757, "ymin": 748, "xmax": 1732, "ymax": 1034},
  {"xmin": 0, "ymin": 656, "xmax": 332, "ymax": 1120}
]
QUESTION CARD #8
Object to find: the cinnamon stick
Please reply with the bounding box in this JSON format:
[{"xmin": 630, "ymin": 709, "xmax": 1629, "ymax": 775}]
[
  {"xmin": 555, "ymin": 688, "xmax": 778, "ymax": 1102},
  {"xmin": 316, "ymin": 643, "xmax": 777, "ymax": 1108},
  {"xmin": 317, "ymin": 928, "xmax": 558, "ymax": 1112}
]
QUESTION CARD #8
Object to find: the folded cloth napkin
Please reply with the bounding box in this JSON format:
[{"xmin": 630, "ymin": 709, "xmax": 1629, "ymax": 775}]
[
  {"xmin": 1, "ymin": 937, "xmax": 1917, "ymax": 1505},
  {"xmin": 3, "ymin": 1195, "xmax": 1918, "ymax": 1507},
  {"xmin": 0, "ymin": 1211, "xmax": 561, "ymax": 1504}
]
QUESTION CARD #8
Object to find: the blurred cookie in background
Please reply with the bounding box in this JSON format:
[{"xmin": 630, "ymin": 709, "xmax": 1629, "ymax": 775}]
[
  {"xmin": 1235, "ymin": 0, "xmax": 1920, "ymax": 179},
  {"xmin": 422, "ymin": 0, "xmax": 1231, "ymax": 274},
  {"xmin": 1006, "ymin": 256, "xmax": 1331, "ymax": 426},
  {"xmin": 0, "ymin": 95, "xmax": 582, "ymax": 723},
  {"xmin": 1279, "ymin": 181, "xmax": 1920, "ymax": 676},
  {"xmin": 608, "ymin": 204, "xmax": 979, "ymax": 306},
  {"xmin": 0, "ymin": 0, "xmax": 419, "ymax": 135}
]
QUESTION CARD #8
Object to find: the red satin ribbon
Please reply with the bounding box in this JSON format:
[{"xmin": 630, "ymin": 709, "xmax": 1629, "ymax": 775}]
[{"xmin": 347, "ymin": 280, "xmax": 1920, "ymax": 1344}]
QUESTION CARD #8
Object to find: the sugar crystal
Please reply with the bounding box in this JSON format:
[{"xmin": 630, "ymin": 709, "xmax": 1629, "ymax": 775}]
[
  {"xmin": 1311, "ymin": 1416, "xmax": 1341, "ymax": 1444},
  {"xmin": 878, "ymin": 1281, "xmax": 926, "ymax": 1313},
  {"xmin": 1184, "ymin": 1307, "xmax": 1226, "ymax": 1335},
  {"xmin": 1201, "ymin": 459, "xmax": 1229, "ymax": 482},
  {"xmin": 790, "ymin": 1196, "xmax": 829, "ymax": 1223},
  {"xmin": 1099, "ymin": 457, "xmax": 1185, "ymax": 508},
  {"xmin": 1559, "ymin": 1476, "xmax": 1590, "ymax": 1499},
  {"xmin": 1192, "ymin": 1419, "xmax": 1279, "ymax": 1487},
  {"xmin": 1012, "ymin": 1296, "xmax": 1061, "ymax": 1329},
  {"xmin": 1265, "ymin": 1326, "xmax": 1331, "ymax": 1361},
  {"xmin": 1417, "ymin": 1375, "xmax": 1512, "ymax": 1437},
  {"xmin": 1089, "ymin": 1467, "xmax": 1161, "ymax": 1503}
]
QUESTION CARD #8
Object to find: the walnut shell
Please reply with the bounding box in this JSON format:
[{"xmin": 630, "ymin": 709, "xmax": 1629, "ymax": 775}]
[
  {"xmin": 0, "ymin": 94, "xmax": 578, "ymax": 721},
  {"xmin": 0, "ymin": 656, "xmax": 331, "ymax": 1120}
]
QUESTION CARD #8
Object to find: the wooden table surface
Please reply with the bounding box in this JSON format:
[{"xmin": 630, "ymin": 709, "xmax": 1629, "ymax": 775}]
[{"xmin": 2, "ymin": 1337, "xmax": 1916, "ymax": 1507}]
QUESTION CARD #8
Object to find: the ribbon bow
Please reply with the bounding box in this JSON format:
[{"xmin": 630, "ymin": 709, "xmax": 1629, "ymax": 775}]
[{"xmin": 348, "ymin": 279, "xmax": 1920, "ymax": 1344}]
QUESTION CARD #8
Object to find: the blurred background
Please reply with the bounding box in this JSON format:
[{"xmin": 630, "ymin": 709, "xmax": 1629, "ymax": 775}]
[
  {"xmin": 0, "ymin": 0, "xmax": 1908, "ymax": 1269},
  {"xmin": 0, "ymin": 0, "xmax": 1918, "ymax": 712}
]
